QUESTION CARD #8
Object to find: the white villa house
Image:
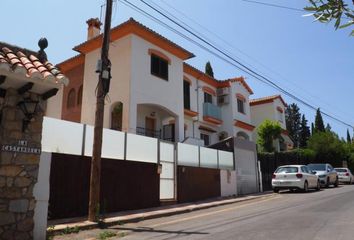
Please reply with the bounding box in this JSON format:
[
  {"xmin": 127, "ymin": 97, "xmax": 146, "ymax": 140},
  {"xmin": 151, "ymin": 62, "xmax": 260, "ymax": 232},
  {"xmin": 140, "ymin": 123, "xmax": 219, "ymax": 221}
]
[
  {"xmin": 47, "ymin": 18, "xmax": 266, "ymax": 147},
  {"xmin": 250, "ymin": 95, "xmax": 294, "ymax": 151}
]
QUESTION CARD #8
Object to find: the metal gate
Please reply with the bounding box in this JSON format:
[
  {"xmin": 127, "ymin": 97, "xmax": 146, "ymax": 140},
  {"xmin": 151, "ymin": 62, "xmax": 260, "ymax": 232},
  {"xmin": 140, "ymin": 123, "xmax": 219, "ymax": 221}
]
[{"xmin": 159, "ymin": 141, "xmax": 176, "ymax": 200}]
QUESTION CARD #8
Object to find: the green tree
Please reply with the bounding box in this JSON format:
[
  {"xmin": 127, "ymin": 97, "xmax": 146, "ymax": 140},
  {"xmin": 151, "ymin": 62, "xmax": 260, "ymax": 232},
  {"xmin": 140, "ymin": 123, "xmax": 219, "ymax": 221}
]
[
  {"xmin": 257, "ymin": 120, "xmax": 282, "ymax": 152},
  {"xmin": 285, "ymin": 103, "xmax": 301, "ymax": 147},
  {"xmin": 314, "ymin": 108, "xmax": 325, "ymax": 132},
  {"xmin": 311, "ymin": 122, "xmax": 315, "ymax": 135},
  {"xmin": 304, "ymin": 0, "xmax": 354, "ymax": 36},
  {"xmin": 347, "ymin": 129, "xmax": 352, "ymax": 144},
  {"xmin": 325, "ymin": 123, "xmax": 332, "ymax": 132},
  {"xmin": 299, "ymin": 114, "xmax": 311, "ymax": 148},
  {"xmin": 205, "ymin": 61, "xmax": 214, "ymax": 77},
  {"xmin": 308, "ymin": 131, "xmax": 347, "ymax": 166}
]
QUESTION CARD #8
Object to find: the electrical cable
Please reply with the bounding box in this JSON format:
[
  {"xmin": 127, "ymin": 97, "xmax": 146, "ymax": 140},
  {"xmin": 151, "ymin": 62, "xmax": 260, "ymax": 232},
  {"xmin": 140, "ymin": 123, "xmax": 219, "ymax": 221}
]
[{"xmin": 119, "ymin": 0, "xmax": 353, "ymax": 129}]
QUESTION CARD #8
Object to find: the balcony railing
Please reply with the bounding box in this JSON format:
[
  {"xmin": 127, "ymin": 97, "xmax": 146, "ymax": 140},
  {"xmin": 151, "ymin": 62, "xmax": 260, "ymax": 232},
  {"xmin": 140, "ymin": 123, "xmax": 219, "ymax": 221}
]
[
  {"xmin": 136, "ymin": 127, "xmax": 161, "ymax": 139},
  {"xmin": 203, "ymin": 102, "xmax": 222, "ymax": 120}
]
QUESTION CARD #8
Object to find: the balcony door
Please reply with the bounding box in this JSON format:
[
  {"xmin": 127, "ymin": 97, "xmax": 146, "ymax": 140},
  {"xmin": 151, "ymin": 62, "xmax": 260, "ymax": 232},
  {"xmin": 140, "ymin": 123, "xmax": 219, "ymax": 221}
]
[{"xmin": 145, "ymin": 117, "xmax": 156, "ymax": 137}]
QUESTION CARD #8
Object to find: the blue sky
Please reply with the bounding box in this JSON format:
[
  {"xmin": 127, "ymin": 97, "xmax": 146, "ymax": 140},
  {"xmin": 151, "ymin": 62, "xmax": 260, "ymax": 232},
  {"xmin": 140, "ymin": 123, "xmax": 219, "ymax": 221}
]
[{"xmin": 1, "ymin": 0, "xmax": 353, "ymax": 138}]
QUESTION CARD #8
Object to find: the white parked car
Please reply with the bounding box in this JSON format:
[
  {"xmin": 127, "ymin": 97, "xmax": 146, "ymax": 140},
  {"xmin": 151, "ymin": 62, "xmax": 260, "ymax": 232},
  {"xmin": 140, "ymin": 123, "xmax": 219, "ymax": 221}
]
[
  {"xmin": 272, "ymin": 165, "xmax": 320, "ymax": 193},
  {"xmin": 334, "ymin": 168, "xmax": 354, "ymax": 184}
]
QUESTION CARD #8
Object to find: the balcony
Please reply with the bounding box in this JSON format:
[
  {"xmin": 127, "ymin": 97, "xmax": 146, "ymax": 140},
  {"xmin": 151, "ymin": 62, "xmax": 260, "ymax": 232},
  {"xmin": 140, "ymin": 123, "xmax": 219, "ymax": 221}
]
[
  {"xmin": 203, "ymin": 102, "xmax": 223, "ymax": 125},
  {"xmin": 136, "ymin": 127, "xmax": 161, "ymax": 139}
]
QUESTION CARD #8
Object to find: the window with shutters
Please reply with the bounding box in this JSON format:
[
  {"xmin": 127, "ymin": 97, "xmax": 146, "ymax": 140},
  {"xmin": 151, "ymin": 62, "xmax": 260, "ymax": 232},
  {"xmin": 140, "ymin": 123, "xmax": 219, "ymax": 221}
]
[{"xmin": 151, "ymin": 54, "xmax": 168, "ymax": 80}]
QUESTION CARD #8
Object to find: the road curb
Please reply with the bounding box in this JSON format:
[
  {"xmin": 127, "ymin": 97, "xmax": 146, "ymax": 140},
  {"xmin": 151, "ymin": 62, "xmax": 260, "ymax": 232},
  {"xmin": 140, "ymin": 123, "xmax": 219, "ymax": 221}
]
[{"xmin": 48, "ymin": 193, "xmax": 274, "ymax": 236}]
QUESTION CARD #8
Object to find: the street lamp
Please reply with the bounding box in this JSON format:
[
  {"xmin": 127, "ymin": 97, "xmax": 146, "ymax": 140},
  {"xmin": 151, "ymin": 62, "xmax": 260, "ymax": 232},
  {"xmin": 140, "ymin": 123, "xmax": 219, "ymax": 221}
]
[{"xmin": 17, "ymin": 97, "xmax": 39, "ymax": 132}]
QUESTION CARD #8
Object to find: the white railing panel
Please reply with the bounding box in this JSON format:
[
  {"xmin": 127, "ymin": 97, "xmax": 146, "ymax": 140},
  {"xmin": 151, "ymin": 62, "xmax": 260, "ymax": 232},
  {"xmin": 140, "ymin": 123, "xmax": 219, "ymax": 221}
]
[
  {"xmin": 126, "ymin": 133, "xmax": 158, "ymax": 163},
  {"xmin": 160, "ymin": 162, "xmax": 174, "ymax": 179},
  {"xmin": 84, "ymin": 125, "xmax": 94, "ymax": 157},
  {"xmin": 160, "ymin": 142, "xmax": 175, "ymax": 162},
  {"xmin": 160, "ymin": 179, "xmax": 174, "ymax": 199},
  {"xmin": 218, "ymin": 150, "xmax": 234, "ymax": 169},
  {"xmin": 42, "ymin": 117, "xmax": 83, "ymax": 155},
  {"xmin": 200, "ymin": 147, "xmax": 218, "ymax": 168},
  {"xmin": 102, "ymin": 129, "xmax": 125, "ymax": 159},
  {"xmin": 177, "ymin": 143, "xmax": 199, "ymax": 167}
]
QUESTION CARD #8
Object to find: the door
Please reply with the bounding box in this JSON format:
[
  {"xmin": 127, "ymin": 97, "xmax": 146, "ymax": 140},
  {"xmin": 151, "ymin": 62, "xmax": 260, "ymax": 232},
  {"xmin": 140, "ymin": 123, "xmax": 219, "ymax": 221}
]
[{"xmin": 145, "ymin": 117, "xmax": 156, "ymax": 137}]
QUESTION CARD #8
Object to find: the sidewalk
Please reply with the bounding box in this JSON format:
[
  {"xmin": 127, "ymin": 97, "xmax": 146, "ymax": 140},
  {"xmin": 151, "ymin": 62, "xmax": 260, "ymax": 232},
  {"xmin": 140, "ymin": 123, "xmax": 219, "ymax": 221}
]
[{"xmin": 48, "ymin": 192, "xmax": 274, "ymax": 236}]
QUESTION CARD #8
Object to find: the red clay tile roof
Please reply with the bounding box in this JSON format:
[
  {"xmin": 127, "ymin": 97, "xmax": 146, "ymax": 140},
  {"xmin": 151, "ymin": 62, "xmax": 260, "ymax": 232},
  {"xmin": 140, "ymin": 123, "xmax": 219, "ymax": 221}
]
[
  {"xmin": 0, "ymin": 41, "xmax": 68, "ymax": 85},
  {"xmin": 73, "ymin": 18, "xmax": 194, "ymax": 60},
  {"xmin": 229, "ymin": 77, "xmax": 254, "ymax": 95},
  {"xmin": 250, "ymin": 94, "xmax": 287, "ymax": 107}
]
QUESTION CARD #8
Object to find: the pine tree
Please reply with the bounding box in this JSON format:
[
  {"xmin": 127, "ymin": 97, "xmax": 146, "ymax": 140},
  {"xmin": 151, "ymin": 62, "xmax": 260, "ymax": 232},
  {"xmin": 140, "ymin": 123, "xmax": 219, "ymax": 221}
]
[
  {"xmin": 314, "ymin": 108, "xmax": 325, "ymax": 132},
  {"xmin": 299, "ymin": 114, "xmax": 311, "ymax": 148},
  {"xmin": 285, "ymin": 103, "xmax": 301, "ymax": 147},
  {"xmin": 205, "ymin": 61, "xmax": 214, "ymax": 77},
  {"xmin": 347, "ymin": 129, "xmax": 352, "ymax": 144},
  {"xmin": 311, "ymin": 123, "xmax": 315, "ymax": 135},
  {"xmin": 325, "ymin": 123, "xmax": 332, "ymax": 132}
]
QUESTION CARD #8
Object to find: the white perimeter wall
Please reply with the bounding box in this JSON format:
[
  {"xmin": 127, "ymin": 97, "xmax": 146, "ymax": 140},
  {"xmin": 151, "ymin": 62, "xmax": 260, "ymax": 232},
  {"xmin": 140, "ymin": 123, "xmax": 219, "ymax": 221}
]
[
  {"xmin": 220, "ymin": 170, "xmax": 237, "ymax": 197},
  {"xmin": 33, "ymin": 152, "xmax": 51, "ymax": 240}
]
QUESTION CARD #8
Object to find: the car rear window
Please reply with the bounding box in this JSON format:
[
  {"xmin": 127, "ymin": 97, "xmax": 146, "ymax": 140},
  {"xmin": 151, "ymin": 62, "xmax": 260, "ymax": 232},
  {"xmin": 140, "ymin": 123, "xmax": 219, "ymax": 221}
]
[
  {"xmin": 275, "ymin": 167, "xmax": 298, "ymax": 173},
  {"xmin": 308, "ymin": 164, "xmax": 326, "ymax": 171},
  {"xmin": 335, "ymin": 169, "xmax": 348, "ymax": 172}
]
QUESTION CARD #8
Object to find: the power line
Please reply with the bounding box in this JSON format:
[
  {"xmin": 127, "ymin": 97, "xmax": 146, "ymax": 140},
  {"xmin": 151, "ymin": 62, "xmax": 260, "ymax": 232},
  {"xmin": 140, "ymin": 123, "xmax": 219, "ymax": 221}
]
[
  {"xmin": 241, "ymin": 0, "xmax": 305, "ymax": 12},
  {"xmin": 119, "ymin": 0, "xmax": 353, "ymax": 129},
  {"xmin": 154, "ymin": 0, "xmax": 354, "ymax": 121},
  {"xmin": 240, "ymin": 0, "xmax": 350, "ymax": 20}
]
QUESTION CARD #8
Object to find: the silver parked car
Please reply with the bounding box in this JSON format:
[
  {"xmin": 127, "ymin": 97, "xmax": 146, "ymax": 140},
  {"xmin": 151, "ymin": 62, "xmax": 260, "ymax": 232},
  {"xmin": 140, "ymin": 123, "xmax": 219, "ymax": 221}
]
[
  {"xmin": 307, "ymin": 163, "xmax": 338, "ymax": 188},
  {"xmin": 334, "ymin": 168, "xmax": 354, "ymax": 184}
]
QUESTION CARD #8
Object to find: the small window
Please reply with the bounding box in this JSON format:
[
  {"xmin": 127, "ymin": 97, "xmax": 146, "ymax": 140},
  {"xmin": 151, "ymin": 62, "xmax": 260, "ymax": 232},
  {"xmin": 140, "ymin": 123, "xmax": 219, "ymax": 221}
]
[
  {"xmin": 183, "ymin": 80, "xmax": 190, "ymax": 109},
  {"xmin": 204, "ymin": 92, "xmax": 212, "ymax": 104},
  {"xmin": 151, "ymin": 54, "xmax": 168, "ymax": 80},
  {"xmin": 278, "ymin": 111, "xmax": 283, "ymax": 122},
  {"xmin": 67, "ymin": 88, "xmax": 76, "ymax": 108},
  {"xmin": 111, "ymin": 102, "xmax": 123, "ymax": 131},
  {"xmin": 200, "ymin": 133, "xmax": 210, "ymax": 146},
  {"xmin": 237, "ymin": 98, "xmax": 245, "ymax": 114}
]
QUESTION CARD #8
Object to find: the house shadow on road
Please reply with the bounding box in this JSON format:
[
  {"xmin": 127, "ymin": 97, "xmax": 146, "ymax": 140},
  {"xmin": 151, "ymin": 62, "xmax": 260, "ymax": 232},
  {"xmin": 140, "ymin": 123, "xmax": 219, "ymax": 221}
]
[{"xmin": 110, "ymin": 226, "xmax": 208, "ymax": 236}]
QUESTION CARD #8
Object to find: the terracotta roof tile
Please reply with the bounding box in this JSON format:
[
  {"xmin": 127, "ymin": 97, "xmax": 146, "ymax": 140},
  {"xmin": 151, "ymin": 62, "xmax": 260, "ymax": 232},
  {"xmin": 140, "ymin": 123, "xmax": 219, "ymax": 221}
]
[
  {"xmin": 250, "ymin": 95, "xmax": 287, "ymax": 107},
  {"xmin": 0, "ymin": 42, "xmax": 68, "ymax": 85},
  {"xmin": 73, "ymin": 18, "xmax": 194, "ymax": 60}
]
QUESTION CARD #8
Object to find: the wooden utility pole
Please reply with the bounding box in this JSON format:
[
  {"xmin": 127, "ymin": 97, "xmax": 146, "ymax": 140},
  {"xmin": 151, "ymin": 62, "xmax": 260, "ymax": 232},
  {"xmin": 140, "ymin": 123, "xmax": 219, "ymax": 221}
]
[{"xmin": 88, "ymin": 0, "xmax": 113, "ymax": 222}]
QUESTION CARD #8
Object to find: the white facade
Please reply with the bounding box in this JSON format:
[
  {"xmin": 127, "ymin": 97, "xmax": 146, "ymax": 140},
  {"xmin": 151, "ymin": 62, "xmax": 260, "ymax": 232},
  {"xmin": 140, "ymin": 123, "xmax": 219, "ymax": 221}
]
[
  {"xmin": 250, "ymin": 95, "xmax": 293, "ymax": 151},
  {"xmin": 50, "ymin": 18, "xmax": 261, "ymax": 147}
]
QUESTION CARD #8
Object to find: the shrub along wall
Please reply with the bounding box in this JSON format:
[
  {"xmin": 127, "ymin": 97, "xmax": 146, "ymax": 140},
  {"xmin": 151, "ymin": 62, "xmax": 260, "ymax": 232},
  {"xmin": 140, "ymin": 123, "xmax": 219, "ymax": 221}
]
[{"xmin": 258, "ymin": 149, "xmax": 317, "ymax": 191}]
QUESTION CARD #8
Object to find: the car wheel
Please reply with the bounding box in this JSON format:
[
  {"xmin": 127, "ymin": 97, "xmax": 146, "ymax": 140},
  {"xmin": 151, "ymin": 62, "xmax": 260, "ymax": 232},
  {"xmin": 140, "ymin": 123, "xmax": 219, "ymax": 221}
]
[
  {"xmin": 316, "ymin": 180, "xmax": 321, "ymax": 191},
  {"xmin": 303, "ymin": 181, "xmax": 308, "ymax": 193},
  {"xmin": 273, "ymin": 188, "xmax": 279, "ymax": 193},
  {"xmin": 334, "ymin": 177, "xmax": 339, "ymax": 187}
]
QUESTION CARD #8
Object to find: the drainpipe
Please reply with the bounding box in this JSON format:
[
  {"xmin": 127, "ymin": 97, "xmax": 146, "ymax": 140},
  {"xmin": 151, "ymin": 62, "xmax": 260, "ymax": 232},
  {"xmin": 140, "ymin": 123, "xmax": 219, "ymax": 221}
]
[{"xmin": 193, "ymin": 76, "xmax": 202, "ymax": 138}]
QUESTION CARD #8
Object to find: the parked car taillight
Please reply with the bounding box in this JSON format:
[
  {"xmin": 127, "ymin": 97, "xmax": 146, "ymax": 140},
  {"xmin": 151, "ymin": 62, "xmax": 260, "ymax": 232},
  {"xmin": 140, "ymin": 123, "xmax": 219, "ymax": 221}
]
[
  {"xmin": 296, "ymin": 173, "xmax": 303, "ymax": 178},
  {"xmin": 345, "ymin": 173, "xmax": 350, "ymax": 176},
  {"xmin": 272, "ymin": 174, "xmax": 276, "ymax": 179}
]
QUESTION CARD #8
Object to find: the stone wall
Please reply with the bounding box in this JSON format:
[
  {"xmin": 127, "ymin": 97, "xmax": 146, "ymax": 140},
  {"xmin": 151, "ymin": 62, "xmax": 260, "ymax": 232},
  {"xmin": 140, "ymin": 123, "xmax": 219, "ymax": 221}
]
[{"xmin": 0, "ymin": 88, "xmax": 44, "ymax": 240}]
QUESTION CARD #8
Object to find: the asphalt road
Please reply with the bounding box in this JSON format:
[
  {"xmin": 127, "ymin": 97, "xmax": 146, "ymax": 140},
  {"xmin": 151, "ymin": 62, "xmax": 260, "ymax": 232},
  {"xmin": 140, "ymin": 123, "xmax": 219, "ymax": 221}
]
[{"xmin": 116, "ymin": 185, "xmax": 354, "ymax": 240}]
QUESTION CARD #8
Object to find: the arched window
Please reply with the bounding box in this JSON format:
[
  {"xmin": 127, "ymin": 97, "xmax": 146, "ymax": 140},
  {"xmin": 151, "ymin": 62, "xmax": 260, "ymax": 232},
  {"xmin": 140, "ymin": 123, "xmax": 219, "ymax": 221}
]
[
  {"xmin": 111, "ymin": 102, "xmax": 123, "ymax": 131},
  {"xmin": 67, "ymin": 88, "xmax": 76, "ymax": 108},
  {"xmin": 77, "ymin": 85, "xmax": 83, "ymax": 105},
  {"xmin": 236, "ymin": 131, "xmax": 249, "ymax": 140}
]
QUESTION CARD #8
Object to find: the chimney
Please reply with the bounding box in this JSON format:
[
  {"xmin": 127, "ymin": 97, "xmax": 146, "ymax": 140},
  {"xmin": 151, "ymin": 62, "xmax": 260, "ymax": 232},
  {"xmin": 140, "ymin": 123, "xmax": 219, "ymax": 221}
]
[{"xmin": 86, "ymin": 18, "xmax": 102, "ymax": 40}]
